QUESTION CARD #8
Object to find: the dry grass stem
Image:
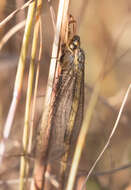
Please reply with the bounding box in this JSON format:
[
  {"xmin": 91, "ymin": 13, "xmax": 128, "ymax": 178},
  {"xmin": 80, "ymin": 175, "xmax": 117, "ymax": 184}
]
[
  {"xmin": 66, "ymin": 82, "xmax": 101, "ymax": 190},
  {"xmin": 0, "ymin": 20, "xmax": 26, "ymax": 51},
  {"xmin": 81, "ymin": 83, "xmax": 131, "ymax": 190},
  {"xmin": 19, "ymin": 0, "xmax": 42, "ymax": 189},
  {"xmin": 48, "ymin": 0, "xmax": 56, "ymax": 32},
  {"xmin": 28, "ymin": 18, "xmax": 43, "ymax": 158},
  {"xmin": 0, "ymin": 1, "xmax": 36, "ymax": 167},
  {"xmin": 0, "ymin": 0, "xmax": 33, "ymax": 28}
]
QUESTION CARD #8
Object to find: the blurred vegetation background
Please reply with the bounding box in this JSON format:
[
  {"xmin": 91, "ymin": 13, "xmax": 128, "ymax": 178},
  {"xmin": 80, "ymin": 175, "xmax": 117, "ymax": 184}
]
[{"xmin": 0, "ymin": 0, "xmax": 131, "ymax": 190}]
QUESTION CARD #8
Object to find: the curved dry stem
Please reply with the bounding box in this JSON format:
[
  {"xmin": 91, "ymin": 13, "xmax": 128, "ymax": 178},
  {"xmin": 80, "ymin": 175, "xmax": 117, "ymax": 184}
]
[
  {"xmin": 0, "ymin": 0, "xmax": 33, "ymax": 28},
  {"xmin": 81, "ymin": 83, "xmax": 131, "ymax": 190},
  {"xmin": 0, "ymin": 20, "xmax": 25, "ymax": 51}
]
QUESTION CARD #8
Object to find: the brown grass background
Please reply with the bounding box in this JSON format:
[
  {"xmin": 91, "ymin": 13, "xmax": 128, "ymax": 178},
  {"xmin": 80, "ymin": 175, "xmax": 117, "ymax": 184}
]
[{"xmin": 0, "ymin": 0, "xmax": 131, "ymax": 189}]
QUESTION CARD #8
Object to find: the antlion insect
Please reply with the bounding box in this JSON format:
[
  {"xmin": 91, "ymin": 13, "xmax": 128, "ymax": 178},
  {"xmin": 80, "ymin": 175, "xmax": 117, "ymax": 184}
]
[{"xmin": 45, "ymin": 15, "xmax": 85, "ymax": 189}]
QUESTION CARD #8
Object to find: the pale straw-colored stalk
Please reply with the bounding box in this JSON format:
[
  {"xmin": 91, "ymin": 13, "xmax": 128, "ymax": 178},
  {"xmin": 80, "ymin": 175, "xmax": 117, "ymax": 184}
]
[
  {"xmin": 0, "ymin": 1, "xmax": 35, "ymax": 165},
  {"xmin": 0, "ymin": 20, "xmax": 26, "ymax": 51},
  {"xmin": 19, "ymin": 0, "xmax": 42, "ymax": 189},
  {"xmin": 81, "ymin": 83, "xmax": 131, "ymax": 190},
  {"xmin": 66, "ymin": 81, "xmax": 101, "ymax": 190},
  {"xmin": 0, "ymin": 0, "xmax": 33, "ymax": 28}
]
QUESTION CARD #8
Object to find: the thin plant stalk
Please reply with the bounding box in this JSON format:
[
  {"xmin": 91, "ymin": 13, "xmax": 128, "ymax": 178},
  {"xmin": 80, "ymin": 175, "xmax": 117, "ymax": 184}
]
[
  {"xmin": 0, "ymin": 20, "xmax": 26, "ymax": 51},
  {"xmin": 65, "ymin": 81, "xmax": 101, "ymax": 190},
  {"xmin": 28, "ymin": 18, "xmax": 43, "ymax": 160},
  {"xmin": 19, "ymin": 0, "xmax": 42, "ymax": 189},
  {"xmin": 61, "ymin": 0, "xmax": 70, "ymax": 44},
  {"xmin": 0, "ymin": 0, "xmax": 33, "ymax": 28},
  {"xmin": 48, "ymin": 0, "xmax": 56, "ymax": 32},
  {"xmin": 32, "ymin": 0, "xmax": 70, "ymax": 189},
  {"xmin": 0, "ymin": 1, "xmax": 35, "ymax": 165},
  {"xmin": 26, "ymin": 17, "xmax": 43, "ymax": 181},
  {"xmin": 81, "ymin": 83, "xmax": 131, "ymax": 190}
]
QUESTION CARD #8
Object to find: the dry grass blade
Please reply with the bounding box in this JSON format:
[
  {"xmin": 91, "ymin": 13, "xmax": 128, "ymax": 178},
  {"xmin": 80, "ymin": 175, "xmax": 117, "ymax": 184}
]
[
  {"xmin": 48, "ymin": 0, "xmax": 56, "ymax": 32},
  {"xmin": 0, "ymin": 0, "xmax": 35, "ymax": 168},
  {"xmin": 66, "ymin": 81, "xmax": 101, "ymax": 190},
  {"xmin": 60, "ymin": 0, "xmax": 70, "ymax": 44},
  {"xmin": 0, "ymin": 20, "xmax": 26, "ymax": 51},
  {"xmin": 0, "ymin": 0, "xmax": 33, "ymax": 28},
  {"xmin": 28, "ymin": 18, "xmax": 43, "ymax": 162},
  {"xmin": 81, "ymin": 83, "xmax": 131, "ymax": 190},
  {"xmin": 19, "ymin": 1, "xmax": 42, "ymax": 190}
]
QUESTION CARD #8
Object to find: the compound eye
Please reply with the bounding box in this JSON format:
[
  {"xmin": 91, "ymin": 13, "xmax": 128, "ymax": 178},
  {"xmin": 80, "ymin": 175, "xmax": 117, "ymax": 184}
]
[
  {"xmin": 69, "ymin": 43, "xmax": 75, "ymax": 50},
  {"xmin": 73, "ymin": 40, "xmax": 79, "ymax": 47}
]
